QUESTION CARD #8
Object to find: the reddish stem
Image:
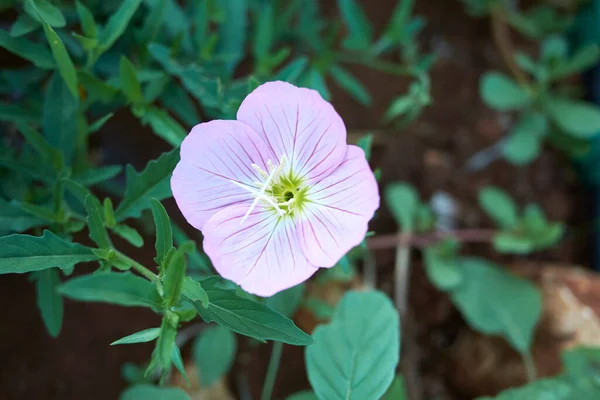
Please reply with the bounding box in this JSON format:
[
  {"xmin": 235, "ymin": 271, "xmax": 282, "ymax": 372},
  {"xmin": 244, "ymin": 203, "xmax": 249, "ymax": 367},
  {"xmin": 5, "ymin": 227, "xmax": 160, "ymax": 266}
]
[{"xmin": 366, "ymin": 229, "xmax": 496, "ymax": 250}]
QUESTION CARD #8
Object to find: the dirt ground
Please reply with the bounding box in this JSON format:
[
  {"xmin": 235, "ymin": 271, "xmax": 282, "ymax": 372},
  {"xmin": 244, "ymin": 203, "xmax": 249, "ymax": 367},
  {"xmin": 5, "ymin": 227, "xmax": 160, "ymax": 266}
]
[{"xmin": 0, "ymin": 0, "xmax": 592, "ymax": 399}]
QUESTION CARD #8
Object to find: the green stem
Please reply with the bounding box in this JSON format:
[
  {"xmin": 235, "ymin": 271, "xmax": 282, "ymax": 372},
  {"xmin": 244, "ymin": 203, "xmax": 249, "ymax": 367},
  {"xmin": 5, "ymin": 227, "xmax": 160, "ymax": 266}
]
[
  {"xmin": 260, "ymin": 341, "xmax": 284, "ymax": 400},
  {"xmin": 114, "ymin": 251, "xmax": 158, "ymax": 282},
  {"xmin": 522, "ymin": 351, "xmax": 537, "ymax": 382}
]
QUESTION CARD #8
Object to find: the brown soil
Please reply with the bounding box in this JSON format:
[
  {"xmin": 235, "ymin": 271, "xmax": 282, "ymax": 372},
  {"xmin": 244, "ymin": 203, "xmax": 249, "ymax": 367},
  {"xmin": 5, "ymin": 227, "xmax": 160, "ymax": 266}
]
[{"xmin": 0, "ymin": 0, "xmax": 592, "ymax": 399}]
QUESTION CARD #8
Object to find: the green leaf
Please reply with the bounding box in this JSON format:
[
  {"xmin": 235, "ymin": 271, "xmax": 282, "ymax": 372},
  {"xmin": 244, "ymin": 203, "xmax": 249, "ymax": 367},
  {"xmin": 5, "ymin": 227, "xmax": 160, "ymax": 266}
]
[
  {"xmin": 59, "ymin": 272, "xmax": 162, "ymax": 310},
  {"xmin": 171, "ymin": 344, "xmax": 190, "ymax": 386},
  {"xmin": 0, "ymin": 231, "xmax": 97, "ymax": 275},
  {"xmin": 286, "ymin": 392, "xmax": 318, "ymax": 400},
  {"xmin": 120, "ymin": 384, "xmax": 191, "ymax": 400},
  {"xmin": 160, "ymin": 83, "xmax": 200, "ymax": 126},
  {"xmin": 10, "ymin": 14, "xmax": 40, "ymax": 37},
  {"xmin": 115, "ymin": 148, "xmax": 179, "ymax": 221},
  {"xmin": 192, "ymin": 277, "xmax": 313, "ymax": 345},
  {"xmin": 306, "ymin": 68, "xmax": 330, "ymax": 101},
  {"xmin": 182, "ymin": 277, "xmax": 209, "ymax": 308},
  {"xmin": 88, "ymin": 113, "xmax": 114, "ymax": 134},
  {"xmin": 552, "ymin": 44, "xmax": 600, "ymax": 80},
  {"xmin": 480, "ymin": 72, "xmax": 530, "ymax": 111},
  {"xmin": 451, "ymin": 258, "xmax": 542, "ymax": 353},
  {"xmin": 329, "ymin": 64, "xmax": 371, "ymax": 106},
  {"xmin": 97, "ymin": 0, "xmax": 143, "ymax": 54},
  {"xmin": 306, "ymin": 291, "xmax": 400, "ymax": 400},
  {"xmin": 216, "ymin": 0, "xmax": 248, "ymax": 73},
  {"xmin": 111, "ymin": 327, "xmax": 160, "ymax": 345},
  {"xmin": 356, "ymin": 133, "xmax": 373, "ymax": 161},
  {"xmin": 264, "ymin": 284, "xmax": 305, "ymax": 318},
  {"xmin": 502, "ymin": 114, "xmax": 545, "ymax": 166},
  {"xmin": 43, "ymin": 73, "xmax": 79, "ymax": 165},
  {"xmin": 150, "ymin": 199, "xmax": 172, "ymax": 266},
  {"xmin": 137, "ymin": 106, "xmax": 187, "ymax": 146},
  {"xmin": 147, "ymin": 313, "xmax": 178, "ymax": 379},
  {"xmin": 274, "ymin": 56, "xmax": 309, "ymax": 83},
  {"xmin": 384, "ymin": 95, "xmax": 414, "ymax": 122},
  {"xmin": 163, "ymin": 248, "xmax": 186, "ymax": 307},
  {"xmin": 74, "ymin": 165, "xmax": 122, "ymax": 186},
  {"xmin": 546, "ymin": 97, "xmax": 600, "ymax": 138},
  {"xmin": 337, "ymin": 0, "xmax": 373, "ymax": 50},
  {"xmin": 72, "ymin": 32, "xmax": 97, "ymax": 52},
  {"xmin": 76, "ymin": 1, "xmax": 97, "ymax": 38},
  {"xmin": 0, "ymin": 29, "xmax": 54, "ymax": 69},
  {"xmin": 253, "ymin": 1, "xmax": 274, "ymax": 61},
  {"xmin": 41, "ymin": 23, "xmax": 79, "ymax": 99},
  {"xmin": 140, "ymin": 0, "xmax": 169, "ymax": 43},
  {"xmin": 15, "ymin": 121, "xmax": 63, "ymax": 169},
  {"xmin": 111, "ymin": 224, "xmax": 144, "ymax": 248},
  {"xmin": 492, "ymin": 232, "xmax": 534, "ymax": 254},
  {"xmin": 34, "ymin": 268, "xmax": 64, "ymax": 337},
  {"xmin": 478, "ymin": 186, "xmax": 519, "ymax": 229},
  {"xmin": 385, "ymin": 182, "xmax": 419, "ymax": 231},
  {"xmin": 192, "ymin": 325, "xmax": 237, "ymax": 387},
  {"xmin": 120, "ymin": 56, "xmax": 143, "ymax": 104},
  {"xmin": 13, "ymin": 201, "xmax": 57, "ymax": 223},
  {"xmin": 85, "ymin": 195, "xmax": 112, "ymax": 249},
  {"xmin": 0, "ymin": 198, "xmax": 46, "ymax": 235},
  {"xmin": 382, "ymin": 375, "xmax": 409, "ymax": 400},
  {"xmin": 25, "ymin": 0, "xmax": 65, "ymax": 28},
  {"xmin": 423, "ymin": 241, "xmax": 462, "ymax": 291}
]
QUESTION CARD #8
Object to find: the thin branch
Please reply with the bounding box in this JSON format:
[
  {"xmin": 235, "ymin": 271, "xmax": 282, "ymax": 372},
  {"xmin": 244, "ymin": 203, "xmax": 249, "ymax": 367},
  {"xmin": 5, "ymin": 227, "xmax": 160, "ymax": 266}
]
[{"xmin": 366, "ymin": 229, "xmax": 496, "ymax": 250}]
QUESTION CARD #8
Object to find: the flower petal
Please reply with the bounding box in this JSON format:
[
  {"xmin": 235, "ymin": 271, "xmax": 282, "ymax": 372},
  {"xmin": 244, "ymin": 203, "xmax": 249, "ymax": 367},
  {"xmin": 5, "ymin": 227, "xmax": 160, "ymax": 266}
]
[
  {"xmin": 298, "ymin": 145, "xmax": 379, "ymax": 267},
  {"xmin": 171, "ymin": 120, "xmax": 276, "ymax": 230},
  {"xmin": 237, "ymin": 81, "xmax": 347, "ymax": 182},
  {"xmin": 203, "ymin": 204, "xmax": 318, "ymax": 297}
]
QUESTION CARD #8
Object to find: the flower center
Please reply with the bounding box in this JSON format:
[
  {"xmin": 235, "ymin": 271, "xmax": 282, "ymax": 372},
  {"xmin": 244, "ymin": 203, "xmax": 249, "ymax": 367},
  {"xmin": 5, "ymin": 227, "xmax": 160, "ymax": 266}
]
[{"xmin": 230, "ymin": 155, "xmax": 307, "ymax": 224}]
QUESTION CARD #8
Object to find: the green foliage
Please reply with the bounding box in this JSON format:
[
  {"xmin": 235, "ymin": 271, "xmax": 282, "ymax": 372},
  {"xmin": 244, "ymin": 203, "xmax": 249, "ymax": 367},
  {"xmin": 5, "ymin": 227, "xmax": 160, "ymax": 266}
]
[
  {"xmin": 338, "ymin": 0, "xmax": 373, "ymax": 50},
  {"xmin": 120, "ymin": 384, "xmax": 191, "ymax": 400},
  {"xmin": 423, "ymin": 239, "xmax": 462, "ymax": 291},
  {"xmin": 33, "ymin": 268, "xmax": 63, "ymax": 338},
  {"xmin": 119, "ymin": 56, "xmax": 143, "ymax": 104},
  {"xmin": 546, "ymin": 97, "xmax": 600, "ymax": 138},
  {"xmin": 146, "ymin": 312, "xmax": 178, "ymax": 381},
  {"xmin": 306, "ymin": 290, "xmax": 400, "ymax": 400},
  {"xmin": 192, "ymin": 325, "xmax": 237, "ymax": 387},
  {"xmin": 0, "ymin": 231, "xmax": 97, "ymax": 274},
  {"xmin": 111, "ymin": 328, "xmax": 161, "ymax": 346},
  {"xmin": 0, "ymin": 198, "xmax": 46, "ymax": 235},
  {"xmin": 385, "ymin": 182, "xmax": 420, "ymax": 231},
  {"xmin": 382, "ymin": 375, "xmax": 409, "ymax": 400},
  {"xmin": 478, "ymin": 186, "xmax": 519, "ymax": 229},
  {"xmin": 502, "ymin": 113, "xmax": 546, "ymax": 166},
  {"xmin": 264, "ymin": 284, "xmax": 305, "ymax": 318},
  {"xmin": 41, "ymin": 23, "xmax": 79, "ymax": 99},
  {"xmin": 480, "ymin": 72, "xmax": 530, "ymax": 111},
  {"xmin": 150, "ymin": 199, "xmax": 173, "ymax": 266},
  {"xmin": 85, "ymin": 195, "xmax": 111, "ymax": 249},
  {"xmin": 286, "ymin": 392, "xmax": 318, "ymax": 400}
]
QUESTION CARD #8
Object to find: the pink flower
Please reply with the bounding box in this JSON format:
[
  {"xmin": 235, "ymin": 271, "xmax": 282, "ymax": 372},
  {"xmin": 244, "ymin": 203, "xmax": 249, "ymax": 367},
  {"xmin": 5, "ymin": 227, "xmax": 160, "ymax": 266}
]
[{"xmin": 171, "ymin": 81, "xmax": 379, "ymax": 296}]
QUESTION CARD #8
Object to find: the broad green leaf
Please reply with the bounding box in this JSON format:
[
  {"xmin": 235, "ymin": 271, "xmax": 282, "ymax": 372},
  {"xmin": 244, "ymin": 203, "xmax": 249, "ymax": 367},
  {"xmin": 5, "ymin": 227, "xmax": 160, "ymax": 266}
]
[
  {"xmin": 192, "ymin": 277, "xmax": 313, "ymax": 345},
  {"xmin": 76, "ymin": 1, "xmax": 97, "ymax": 38},
  {"xmin": 10, "ymin": 14, "xmax": 40, "ymax": 37},
  {"xmin": 111, "ymin": 327, "xmax": 160, "ymax": 345},
  {"xmin": 192, "ymin": 325, "xmax": 237, "ymax": 387},
  {"xmin": 329, "ymin": 64, "xmax": 371, "ymax": 105},
  {"xmin": 16, "ymin": 121, "xmax": 63, "ymax": 169},
  {"xmin": 423, "ymin": 242, "xmax": 462, "ymax": 291},
  {"xmin": 120, "ymin": 384, "xmax": 191, "ymax": 400},
  {"xmin": 85, "ymin": 195, "xmax": 111, "ymax": 249},
  {"xmin": 492, "ymin": 232, "xmax": 534, "ymax": 254},
  {"xmin": 546, "ymin": 97, "xmax": 600, "ymax": 138},
  {"xmin": 0, "ymin": 198, "xmax": 46, "ymax": 235},
  {"xmin": 541, "ymin": 35, "xmax": 567, "ymax": 62},
  {"xmin": 151, "ymin": 199, "xmax": 173, "ymax": 266},
  {"xmin": 385, "ymin": 182, "xmax": 419, "ymax": 231},
  {"xmin": 111, "ymin": 224, "xmax": 144, "ymax": 248},
  {"xmin": 0, "ymin": 231, "xmax": 97, "ymax": 274},
  {"xmin": 41, "ymin": 23, "xmax": 78, "ymax": 99},
  {"xmin": 286, "ymin": 392, "xmax": 318, "ymax": 400},
  {"xmin": 480, "ymin": 72, "xmax": 530, "ymax": 111},
  {"xmin": 119, "ymin": 56, "xmax": 143, "ymax": 104},
  {"xmin": 115, "ymin": 147, "xmax": 179, "ymax": 221},
  {"xmin": 25, "ymin": 0, "xmax": 65, "ymax": 28},
  {"xmin": 43, "ymin": 73, "xmax": 79, "ymax": 165},
  {"xmin": 502, "ymin": 114, "xmax": 545, "ymax": 166},
  {"xmin": 34, "ymin": 268, "xmax": 63, "ymax": 337},
  {"xmin": 274, "ymin": 56, "xmax": 308, "ymax": 83},
  {"xmin": 138, "ymin": 106, "xmax": 187, "ymax": 146},
  {"xmin": 97, "ymin": 0, "xmax": 143, "ymax": 54},
  {"xmin": 74, "ymin": 165, "xmax": 122, "ymax": 186},
  {"xmin": 478, "ymin": 186, "xmax": 518, "ymax": 229},
  {"xmin": 216, "ymin": 0, "xmax": 248, "ymax": 73},
  {"xmin": 451, "ymin": 258, "xmax": 542, "ymax": 353},
  {"xmin": 147, "ymin": 313, "xmax": 178, "ymax": 379},
  {"xmin": 163, "ymin": 248, "xmax": 186, "ymax": 307},
  {"xmin": 382, "ymin": 375, "xmax": 409, "ymax": 400},
  {"xmin": 59, "ymin": 272, "xmax": 162, "ymax": 310},
  {"xmin": 0, "ymin": 29, "xmax": 55, "ymax": 69},
  {"xmin": 182, "ymin": 277, "xmax": 209, "ymax": 308},
  {"xmin": 356, "ymin": 133, "xmax": 373, "ymax": 161},
  {"xmin": 306, "ymin": 291, "xmax": 400, "ymax": 400},
  {"xmin": 264, "ymin": 284, "xmax": 305, "ymax": 318},
  {"xmin": 337, "ymin": 0, "xmax": 373, "ymax": 50}
]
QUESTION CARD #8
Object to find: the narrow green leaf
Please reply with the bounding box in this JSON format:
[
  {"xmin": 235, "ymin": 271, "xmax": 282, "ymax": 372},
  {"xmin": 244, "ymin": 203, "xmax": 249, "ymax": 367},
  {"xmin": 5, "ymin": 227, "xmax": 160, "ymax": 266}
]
[
  {"xmin": 120, "ymin": 384, "xmax": 191, "ymax": 400},
  {"xmin": 0, "ymin": 199, "xmax": 46, "ymax": 235},
  {"xmin": 253, "ymin": 1, "xmax": 274, "ymax": 61},
  {"xmin": 151, "ymin": 199, "xmax": 173, "ymax": 266},
  {"xmin": 171, "ymin": 345, "xmax": 190, "ymax": 386},
  {"xmin": 85, "ymin": 195, "xmax": 111, "ymax": 249},
  {"xmin": 306, "ymin": 291, "xmax": 400, "ymax": 400},
  {"xmin": 138, "ymin": 106, "xmax": 187, "ymax": 146},
  {"xmin": 58, "ymin": 272, "xmax": 162, "ymax": 310},
  {"xmin": 0, "ymin": 230, "xmax": 97, "ymax": 274},
  {"xmin": 182, "ymin": 277, "xmax": 209, "ymax": 308},
  {"xmin": 41, "ymin": 23, "xmax": 79, "ymax": 99},
  {"xmin": 216, "ymin": 0, "xmax": 248, "ymax": 73},
  {"xmin": 330, "ymin": 64, "xmax": 371, "ymax": 105},
  {"xmin": 274, "ymin": 56, "xmax": 308, "ymax": 83},
  {"xmin": 10, "ymin": 14, "xmax": 40, "ymax": 37},
  {"xmin": 25, "ymin": 0, "xmax": 66, "ymax": 28},
  {"xmin": 160, "ymin": 83, "xmax": 200, "ymax": 126},
  {"xmin": 97, "ymin": 0, "xmax": 143, "ymax": 54},
  {"xmin": 74, "ymin": 165, "xmax": 122, "ymax": 186},
  {"xmin": 147, "ymin": 313, "xmax": 178, "ymax": 378},
  {"xmin": 111, "ymin": 327, "xmax": 160, "ymax": 345},
  {"xmin": 115, "ymin": 147, "xmax": 180, "ymax": 221},
  {"xmin": 547, "ymin": 97, "xmax": 600, "ymax": 138},
  {"xmin": 13, "ymin": 201, "xmax": 57, "ymax": 223},
  {"xmin": 111, "ymin": 224, "xmax": 144, "ymax": 248},
  {"xmin": 192, "ymin": 325, "xmax": 237, "ymax": 387},
  {"xmin": 88, "ymin": 112, "xmax": 114, "ymax": 134},
  {"xmin": 163, "ymin": 249, "xmax": 186, "ymax": 307},
  {"xmin": 192, "ymin": 277, "xmax": 313, "ymax": 345},
  {"xmin": 141, "ymin": 0, "xmax": 168, "ymax": 43},
  {"xmin": 120, "ymin": 56, "xmax": 143, "ymax": 104},
  {"xmin": 478, "ymin": 186, "xmax": 519, "ymax": 229},
  {"xmin": 480, "ymin": 72, "xmax": 530, "ymax": 111},
  {"xmin": 554, "ymin": 44, "xmax": 600, "ymax": 79},
  {"xmin": 15, "ymin": 121, "xmax": 63, "ymax": 169},
  {"xmin": 34, "ymin": 268, "xmax": 64, "ymax": 337},
  {"xmin": 42, "ymin": 73, "xmax": 79, "ymax": 164},
  {"xmin": 385, "ymin": 182, "xmax": 419, "ymax": 231},
  {"xmin": 451, "ymin": 258, "xmax": 542, "ymax": 353},
  {"xmin": 76, "ymin": 1, "xmax": 97, "ymax": 38},
  {"xmin": 306, "ymin": 68, "xmax": 330, "ymax": 100},
  {"xmin": 337, "ymin": 0, "xmax": 373, "ymax": 50},
  {"xmin": 0, "ymin": 29, "xmax": 54, "ymax": 69}
]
